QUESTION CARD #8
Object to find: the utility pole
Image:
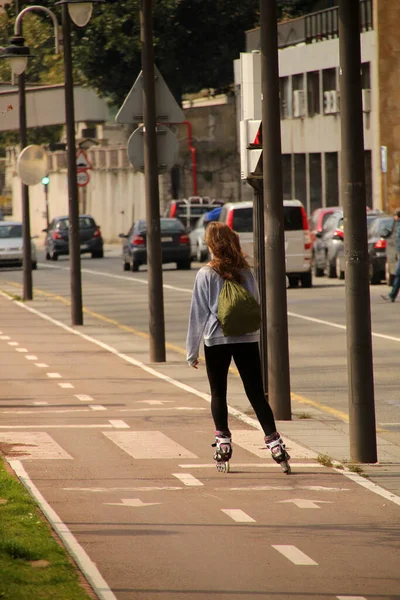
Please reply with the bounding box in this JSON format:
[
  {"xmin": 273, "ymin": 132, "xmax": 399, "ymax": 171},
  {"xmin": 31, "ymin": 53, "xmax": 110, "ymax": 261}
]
[
  {"xmin": 338, "ymin": 0, "xmax": 377, "ymax": 462},
  {"xmin": 141, "ymin": 0, "xmax": 166, "ymax": 362},
  {"xmin": 260, "ymin": 0, "xmax": 291, "ymax": 420}
]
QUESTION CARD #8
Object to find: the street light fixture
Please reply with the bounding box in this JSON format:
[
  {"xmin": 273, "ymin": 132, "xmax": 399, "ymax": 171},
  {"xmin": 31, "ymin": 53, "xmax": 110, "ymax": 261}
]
[
  {"xmin": 0, "ymin": 6, "xmax": 59, "ymax": 302},
  {"xmin": 54, "ymin": 0, "xmax": 103, "ymax": 325}
]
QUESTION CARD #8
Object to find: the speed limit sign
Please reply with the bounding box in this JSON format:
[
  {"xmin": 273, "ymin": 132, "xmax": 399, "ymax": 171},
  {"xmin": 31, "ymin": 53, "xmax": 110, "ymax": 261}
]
[{"xmin": 77, "ymin": 169, "xmax": 90, "ymax": 187}]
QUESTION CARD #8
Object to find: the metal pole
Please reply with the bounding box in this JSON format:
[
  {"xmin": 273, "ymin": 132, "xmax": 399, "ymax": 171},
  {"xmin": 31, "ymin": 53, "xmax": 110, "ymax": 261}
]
[
  {"xmin": 19, "ymin": 71, "xmax": 33, "ymax": 301},
  {"xmin": 260, "ymin": 0, "xmax": 291, "ymax": 420},
  {"xmin": 141, "ymin": 0, "xmax": 166, "ymax": 362},
  {"xmin": 251, "ymin": 180, "xmax": 268, "ymax": 391},
  {"xmin": 338, "ymin": 0, "xmax": 377, "ymax": 463},
  {"xmin": 44, "ymin": 180, "xmax": 49, "ymax": 228},
  {"xmin": 62, "ymin": 3, "xmax": 83, "ymax": 326}
]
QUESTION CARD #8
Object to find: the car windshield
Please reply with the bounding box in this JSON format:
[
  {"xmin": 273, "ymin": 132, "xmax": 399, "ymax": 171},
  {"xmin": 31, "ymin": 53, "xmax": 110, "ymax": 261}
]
[
  {"xmin": 58, "ymin": 217, "xmax": 96, "ymax": 230},
  {"xmin": 137, "ymin": 219, "xmax": 185, "ymax": 234},
  {"xmin": 283, "ymin": 207, "xmax": 303, "ymax": 231},
  {"xmin": 0, "ymin": 224, "xmax": 22, "ymax": 238}
]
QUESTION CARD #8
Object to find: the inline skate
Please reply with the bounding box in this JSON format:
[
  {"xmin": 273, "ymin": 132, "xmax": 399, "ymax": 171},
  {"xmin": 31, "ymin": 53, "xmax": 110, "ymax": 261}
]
[
  {"xmin": 265, "ymin": 432, "xmax": 291, "ymax": 474},
  {"xmin": 212, "ymin": 431, "xmax": 232, "ymax": 473}
]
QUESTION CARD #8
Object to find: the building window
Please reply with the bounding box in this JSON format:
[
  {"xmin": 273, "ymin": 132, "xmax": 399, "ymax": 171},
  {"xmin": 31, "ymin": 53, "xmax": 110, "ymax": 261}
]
[
  {"xmin": 361, "ymin": 62, "xmax": 371, "ymax": 89},
  {"xmin": 325, "ymin": 152, "xmax": 339, "ymax": 207},
  {"xmin": 309, "ymin": 153, "xmax": 322, "ymax": 213},
  {"xmin": 282, "ymin": 154, "xmax": 292, "ymax": 199},
  {"xmin": 294, "ymin": 154, "xmax": 307, "ymax": 206},
  {"xmin": 323, "ymin": 68, "xmax": 339, "ymax": 115},
  {"xmin": 292, "ymin": 74, "xmax": 305, "ymax": 118},
  {"xmin": 307, "ymin": 71, "xmax": 320, "ymax": 117},
  {"xmin": 280, "ymin": 76, "xmax": 291, "ymax": 119}
]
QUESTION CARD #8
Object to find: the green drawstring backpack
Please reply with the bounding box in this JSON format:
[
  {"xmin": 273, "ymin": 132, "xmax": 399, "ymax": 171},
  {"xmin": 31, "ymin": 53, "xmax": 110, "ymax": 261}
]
[{"xmin": 217, "ymin": 277, "xmax": 261, "ymax": 337}]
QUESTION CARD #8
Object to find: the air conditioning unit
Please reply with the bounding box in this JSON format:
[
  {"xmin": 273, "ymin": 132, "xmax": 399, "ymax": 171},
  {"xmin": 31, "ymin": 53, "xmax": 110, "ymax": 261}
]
[
  {"xmin": 362, "ymin": 89, "xmax": 371, "ymax": 113},
  {"xmin": 293, "ymin": 89, "xmax": 305, "ymax": 118},
  {"xmin": 324, "ymin": 90, "xmax": 340, "ymax": 115}
]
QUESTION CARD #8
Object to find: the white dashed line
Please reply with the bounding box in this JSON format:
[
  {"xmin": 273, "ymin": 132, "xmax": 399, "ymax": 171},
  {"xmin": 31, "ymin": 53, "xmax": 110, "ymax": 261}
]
[
  {"xmin": 58, "ymin": 383, "xmax": 74, "ymax": 389},
  {"xmin": 0, "ymin": 424, "xmax": 116, "ymax": 429},
  {"xmin": 172, "ymin": 473, "xmax": 203, "ymax": 487},
  {"xmin": 75, "ymin": 394, "xmax": 94, "ymax": 402},
  {"xmin": 35, "ymin": 363, "xmax": 49, "ymax": 368},
  {"xmin": 179, "ymin": 462, "xmax": 322, "ymax": 469},
  {"xmin": 0, "ymin": 336, "xmax": 10, "ymax": 340},
  {"xmin": 337, "ymin": 597, "xmax": 367, "ymax": 600},
  {"xmin": 25, "ymin": 355, "xmax": 38, "ymax": 360},
  {"xmin": 47, "ymin": 373, "xmax": 62, "ymax": 379},
  {"xmin": 33, "ymin": 401, "xmax": 49, "ymax": 406},
  {"xmin": 221, "ymin": 509, "xmax": 255, "ymax": 523},
  {"xmin": 108, "ymin": 420, "xmax": 130, "ymax": 429},
  {"xmin": 16, "ymin": 348, "xmax": 28, "ymax": 353},
  {"xmin": 8, "ymin": 341, "xmax": 18, "ymax": 346},
  {"xmin": 272, "ymin": 545, "xmax": 317, "ymax": 566},
  {"xmin": 90, "ymin": 405, "xmax": 107, "ymax": 411}
]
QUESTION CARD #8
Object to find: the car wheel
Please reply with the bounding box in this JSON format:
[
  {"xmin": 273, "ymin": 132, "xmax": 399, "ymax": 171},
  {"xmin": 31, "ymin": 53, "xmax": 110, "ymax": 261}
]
[
  {"xmin": 132, "ymin": 260, "xmax": 140, "ymax": 272},
  {"xmin": 300, "ymin": 271, "xmax": 312, "ymax": 288},
  {"xmin": 123, "ymin": 261, "xmax": 130, "ymax": 272},
  {"xmin": 32, "ymin": 261, "xmax": 37, "ymax": 270},
  {"xmin": 336, "ymin": 257, "xmax": 345, "ymax": 280},
  {"xmin": 91, "ymin": 249, "xmax": 104, "ymax": 259},
  {"xmin": 288, "ymin": 276, "xmax": 299, "ymax": 288},
  {"xmin": 369, "ymin": 262, "xmax": 380, "ymax": 285},
  {"xmin": 177, "ymin": 260, "xmax": 191, "ymax": 270}
]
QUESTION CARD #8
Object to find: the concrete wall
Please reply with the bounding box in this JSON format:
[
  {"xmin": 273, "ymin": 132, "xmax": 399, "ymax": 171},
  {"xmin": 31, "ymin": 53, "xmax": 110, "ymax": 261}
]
[{"xmin": 375, "ymin": 0, "xmax": 400, "ymax": 212}]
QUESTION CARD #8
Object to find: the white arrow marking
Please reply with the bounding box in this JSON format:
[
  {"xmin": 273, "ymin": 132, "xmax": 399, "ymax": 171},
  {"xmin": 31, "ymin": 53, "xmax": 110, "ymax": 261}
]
[
  {"xmin": 105, "ymin": 498, "xmax": 160, "ymax": 507},
  {"xmin": 279, "ymin": 499, "xmax": 333, "ymax": 509},
  {"xmin": 137, "ymin": 400, "xmax": 173, "ymax": 405}
]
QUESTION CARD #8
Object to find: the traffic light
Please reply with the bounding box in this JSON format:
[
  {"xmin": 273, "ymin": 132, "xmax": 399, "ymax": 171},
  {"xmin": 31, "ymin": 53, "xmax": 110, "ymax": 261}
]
[
  {"xmin": 41, "ymin": 175, "xmax": 50, "ymax": 186},
  {"xmin": 240, "ymin": 119, "xmax": 263, "ymax": 180}
]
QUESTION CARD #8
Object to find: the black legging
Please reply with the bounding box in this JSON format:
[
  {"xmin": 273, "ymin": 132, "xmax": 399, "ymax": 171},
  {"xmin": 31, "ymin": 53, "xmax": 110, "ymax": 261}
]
[{"xmin": 204, "ymin": 342, "xmax": 277, "ymax": 437}]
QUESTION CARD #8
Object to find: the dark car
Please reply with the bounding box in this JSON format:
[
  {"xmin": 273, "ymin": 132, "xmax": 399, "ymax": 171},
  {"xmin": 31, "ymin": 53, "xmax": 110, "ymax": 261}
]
[
  {"xmin": 120, "ymin": 218, "xmax": 191, "ymax": 272},
  {"xmin": 366, "ymin": 215, "xmax": 394, "ymax": 284},
  {"xmin": 385, "ymin": 217, "xmax": 399, "ymax": 286},
  {"xmin": 44, "ymin": 215, "xmax": 104, "ymax": 260}
]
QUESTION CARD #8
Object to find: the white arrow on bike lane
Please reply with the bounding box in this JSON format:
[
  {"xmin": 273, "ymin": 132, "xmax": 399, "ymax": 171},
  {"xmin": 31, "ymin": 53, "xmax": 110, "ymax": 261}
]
[
  {"xmin": 279, "ymin": 499, "xmax": 333, "ymax": 509},
  {"xmin": 104, "ymin": 498, "xmax": 161, "ymax": 507}
]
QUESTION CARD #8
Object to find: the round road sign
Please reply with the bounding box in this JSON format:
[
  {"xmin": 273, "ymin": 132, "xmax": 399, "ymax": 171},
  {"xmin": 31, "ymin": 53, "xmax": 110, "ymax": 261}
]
[
  {"xmin": 77, "ymin": 169, "xmax": 90, "ymax": 187},
  {"xmin": 127, "ymin": 125, "xmax": 179, "ymax": 173}
]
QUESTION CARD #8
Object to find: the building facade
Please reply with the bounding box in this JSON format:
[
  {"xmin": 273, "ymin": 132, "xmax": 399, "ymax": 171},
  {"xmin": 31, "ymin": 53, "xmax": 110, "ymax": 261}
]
[{"xmin": 244, "ymin": 0, "xmax": 400, "ymax": 215}]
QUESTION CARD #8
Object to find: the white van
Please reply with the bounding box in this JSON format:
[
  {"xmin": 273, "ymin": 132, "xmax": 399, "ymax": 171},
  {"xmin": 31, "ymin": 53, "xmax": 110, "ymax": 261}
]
[{"xmin": 219, "ymin": 199, "xmax": 312, "ymax": 288}]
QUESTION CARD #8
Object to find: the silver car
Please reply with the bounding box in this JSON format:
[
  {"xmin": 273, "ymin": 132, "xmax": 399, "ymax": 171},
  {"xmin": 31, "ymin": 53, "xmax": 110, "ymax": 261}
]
[
  {"xmin": 189, "ymin": 215, "xmax": 208, "ymax": 262},
  {"xmin": 0, "ymin": 222, "xmax": 37, "ymax": 269}
]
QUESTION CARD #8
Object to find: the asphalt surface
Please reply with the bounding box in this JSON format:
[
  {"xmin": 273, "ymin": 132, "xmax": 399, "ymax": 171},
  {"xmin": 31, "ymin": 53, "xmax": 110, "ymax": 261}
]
[{"xmin": 0, "ymin": 248, "xmax": 400, "ymax": 599}]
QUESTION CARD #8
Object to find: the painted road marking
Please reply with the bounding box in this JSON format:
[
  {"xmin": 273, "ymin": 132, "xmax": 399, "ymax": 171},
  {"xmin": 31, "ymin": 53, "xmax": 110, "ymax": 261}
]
[
  {"xmin": 33, "ymin": 401, "xmax": 49, "ymax": 406},
  {"xmin": 75, "ymin": 394, "xmax": 94, "ymax": 402},
  {"xmin": 9, "ymin": 460, "xmax": 117, "ymax": 600},
  {"xmin": 0, "ymin": 424, "xmax": 117, "ymax": 429},
  {"xmin": 105, "ymin": 498, "xmax": 160, "ymax": 507},
  {"xmin": 35, "ymin": 363, "xmax": 49, "ymax": 368},
  {"xmin": 0, "ymin": 432, "xmax": 72, "ymax": 459},
  {"xmin": 108, "ymin": 420, "xmax": 129, "ymax": 429},
  {"xmin": 232, "ymin": 429, "xmax": 317, "ymax": 459},
  {"xmin": 221, "ymin": 509, "xmax": 255, "ymax": 523},
  {"xmin": 118, "ymin": 407, "xmax": 207, "ymax": 412},
  {"xmin": 272, "ymin": 545, "xmax": 318, "ymax": 566},
  {"xmin": 8, "ymin": 341, "xmax": 18, "ymax": 346},
  {"xmin": 58, "ymin": 383, "xmax": 74, "ymax": 389},
  {"xmin": 64, "ymin": 486, "xmax": 182, "ymax": 492},
  {"xmin": 337, "ymin": 597, "xmax": 367, "ymax": 600},
  {"xmin": 1, "ymin": 408, "xmax": 89, "ymax": 415},
  {"xmin": 279, "ymin": 498, "xmax": 333, "ymax": 509},
  {"xmin": 137, "ymin": 400, "xmax": 174, "ymax": 405},
  {"xmin": 25, "ymin": 355, "xmax": 38, "ymax": 360},
  {"xmin": 47, "ymin": 372, "xmax": 62, "ymax": 379},
  {"xmin": 103, "ymin": 431, "xmax": 197, "ymax": 459},
  {"xmin": 90, "ymin": 405, "xmax": 107, "ymax": 411},
  {"xmin": 179, "ymin": 462, "xmax": 322, "ymax": 469},
  {"xmin": 217, "ymin": 486, "xmax": 349, "ymax": 492},
  {"xmin": 172, "ymin": 473, "xmax": 203, "ymax": 487},
  {"xmin": 0, "ymin": 336, "xmax": 11, "ymax": 340},
  {"xmin": 16, "ymin": 348, "xmax": 28, "ymax": 353}
]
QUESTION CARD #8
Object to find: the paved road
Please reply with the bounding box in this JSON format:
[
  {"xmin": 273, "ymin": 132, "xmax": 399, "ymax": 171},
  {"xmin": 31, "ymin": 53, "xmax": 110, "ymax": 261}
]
[{"xmin": 0, "ymin": 295, "xmax": 399, "ymax": 600}]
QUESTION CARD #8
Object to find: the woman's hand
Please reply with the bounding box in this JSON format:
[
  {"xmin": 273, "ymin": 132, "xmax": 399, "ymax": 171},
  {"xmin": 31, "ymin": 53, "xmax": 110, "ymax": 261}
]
[{"xmin": 191, "ymin": 360, "xmax": 199, "ymax": 369}]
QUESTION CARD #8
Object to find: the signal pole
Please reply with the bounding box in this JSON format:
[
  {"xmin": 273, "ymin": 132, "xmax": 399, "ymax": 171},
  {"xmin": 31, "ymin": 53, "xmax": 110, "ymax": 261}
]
[
  {"xmin": 338, "ymin": 0, "xmax": 377, "ymax": 462},
  {"xmin": 260, "ymin": 0, "xmax": 291, "ymax": 419}
]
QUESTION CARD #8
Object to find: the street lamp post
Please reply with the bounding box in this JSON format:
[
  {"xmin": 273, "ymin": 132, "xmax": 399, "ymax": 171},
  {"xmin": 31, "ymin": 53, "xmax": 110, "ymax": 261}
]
[
  {"xmin": 0, "ymin": 7, "xmax": 60, "ymax": 301},
  {"xmin": 55, "ymin": 0, "xmax": 103, "ymax": 326}
]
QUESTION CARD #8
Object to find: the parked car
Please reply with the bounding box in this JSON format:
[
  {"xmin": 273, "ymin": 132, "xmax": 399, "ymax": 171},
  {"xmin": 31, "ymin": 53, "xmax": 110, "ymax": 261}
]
[
  {"xmin": 189, "ymin": 215, "xmax": 208, "ymax": 262},
  {"xmin": 385, "ymin": 216, "xmax": 399, "ymax": 287},
  {"xmin": 219, "ymin": 199, "xmax": 312, "ymax": 288},
  {"xmin": 309, "ymin": 206, "xmax": 341, "ymax": 276},
  {"xmin": 330, "ymin": 211, "xmax": 386, "ymax": 280},
  {"xmin": 120, "ymin": 218, "xmax": 191, "ymax": 272},
  {"xmin": 0, "ymin": 221, "xmax": 37, "ymax": 269},
  {"xmin": 313, "ymin": 210, "xmax": 344, "ymax": 278},
  {"xmin": 44, "ymin": 215, "xmax": 104, "ymax": 260}
]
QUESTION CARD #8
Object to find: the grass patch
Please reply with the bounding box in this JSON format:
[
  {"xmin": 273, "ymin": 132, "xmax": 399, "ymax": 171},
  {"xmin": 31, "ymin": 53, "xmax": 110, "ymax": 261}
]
[
  {"xmin": 317, "ymin": 453, "xmax": 333, "ymax": 468},
  {"xmin": 343, "ymin": 461, "xmax": 366, "ymax": 476},
  {"xmin": 1, "ymin": 291, "xmax": 24, "ymax": 302},
  {"xmin": 296, "ymin": 412, "xmax": 312, "ymax": 420},
  {"xmin": 0, "ymin": 459, "xmax": 93, "ymax": 600}
]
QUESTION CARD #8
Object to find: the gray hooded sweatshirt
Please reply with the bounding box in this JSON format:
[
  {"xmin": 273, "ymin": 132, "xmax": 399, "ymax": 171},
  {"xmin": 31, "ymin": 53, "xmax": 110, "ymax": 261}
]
[{"xmin": 186, "ymin": 266, "xmax": 260, "ymax": 366}]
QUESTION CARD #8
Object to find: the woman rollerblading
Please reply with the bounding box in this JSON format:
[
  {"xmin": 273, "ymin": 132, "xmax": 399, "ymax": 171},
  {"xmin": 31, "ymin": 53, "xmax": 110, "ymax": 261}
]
[
  {"xmin": 186, "ymin": 222, "xmax": 291, "ymax": 475},
  {"xmin": 212, "ymin": 430, "xmax": 232, "ymax": 473}
]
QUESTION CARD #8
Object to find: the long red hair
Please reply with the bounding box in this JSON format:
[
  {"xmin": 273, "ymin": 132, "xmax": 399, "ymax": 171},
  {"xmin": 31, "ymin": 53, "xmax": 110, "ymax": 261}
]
[{"xmin": 205, "ymin": 222, "xmax": 250, "ymax": 281}]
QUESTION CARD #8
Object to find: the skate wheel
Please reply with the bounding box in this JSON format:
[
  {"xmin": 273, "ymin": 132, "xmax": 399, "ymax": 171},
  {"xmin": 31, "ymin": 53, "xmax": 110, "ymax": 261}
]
[
  {"xmin": 281, "ymin": 461, "xmax": 291, "ymax": 474},
  {"xmin": 216, "ymin": 461, "xmax": 230, "ymax": 473}
]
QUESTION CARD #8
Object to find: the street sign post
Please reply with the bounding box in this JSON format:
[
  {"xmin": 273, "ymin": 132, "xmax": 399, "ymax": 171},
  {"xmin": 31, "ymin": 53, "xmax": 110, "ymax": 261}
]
[{"xmin": 127, "ymin": 125, "xmax": 179, "ymax": 173}]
